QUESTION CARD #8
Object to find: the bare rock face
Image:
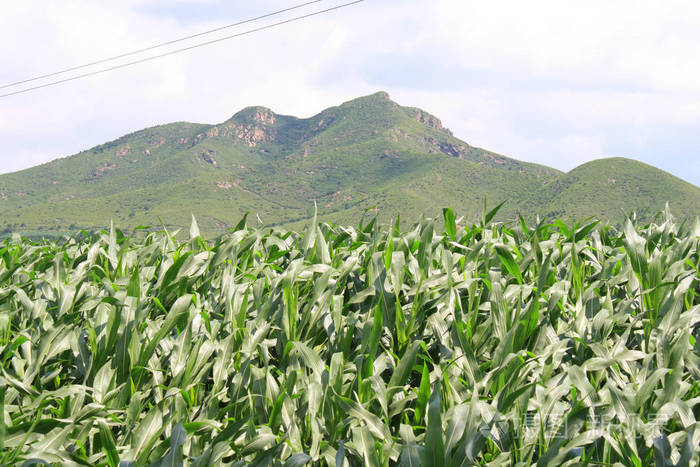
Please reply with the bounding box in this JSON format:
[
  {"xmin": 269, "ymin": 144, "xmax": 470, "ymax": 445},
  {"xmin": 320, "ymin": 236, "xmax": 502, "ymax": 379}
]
[
  {"xmin": 415, "ymin": 110, "xmax": 443, "ymax": 130},
  {"xmin": 201, "ymin": 150, "xmax": 217, "ymax": 165},
  {"xmin": 228, "ymin": 107, "xmax": 277, "ymax": 146},
  {"xmin": 115, "ymin": 146, "xmax": 131, "ymax": 157},
  {"xmin": 237, "ymin": 126, "xmax": 270, "ymax": 147},
  {"xmin": 229, "ymin": 106, "xmax": 277, "ymax": 126},
  {"xmin": 92, "ymin": 162, "xmax": 117, "ymax": 178},
  {"xmin": 438, "ymin": 142, "xmax": 468, "ymax": 158},
  {"xmin": 420, "ymin": 136, "xmax": 469, "ymax": 159},
  {"xmin": 250, "ymin": 107, "xmax": 276, "ymax": 125},
  {"xmin": 189, "ymin": 122, "xmax": 274, "ymax": 148},
  {"xmin": 480, "ymin": 152, "xmax": 508, "ymax": 165},
  {"xmin": 186, "ymin": 106, "xmax": 279, "ymax": 149}
]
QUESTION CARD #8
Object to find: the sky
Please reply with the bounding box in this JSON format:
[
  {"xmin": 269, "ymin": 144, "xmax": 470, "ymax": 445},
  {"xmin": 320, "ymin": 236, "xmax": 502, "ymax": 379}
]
[{"xmin": 1, "ymin": 0, "xmax": 699, "ymax": 185}]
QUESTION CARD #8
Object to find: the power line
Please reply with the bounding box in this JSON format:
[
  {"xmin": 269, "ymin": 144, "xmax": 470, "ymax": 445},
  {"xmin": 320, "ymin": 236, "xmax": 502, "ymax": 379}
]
[
  {"xmin": 0, "ymin": 0, "xmax": 324, "ymax": 90},
  {"xmin": 0, "ymin": 0, "xmax": 364, "ymax": 99}
]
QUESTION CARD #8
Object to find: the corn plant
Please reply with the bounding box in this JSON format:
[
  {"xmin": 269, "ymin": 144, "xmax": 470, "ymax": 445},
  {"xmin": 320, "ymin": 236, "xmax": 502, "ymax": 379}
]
[{"xmin": 1, "ymin": 207, "xmax": 699, "ymax": 466}]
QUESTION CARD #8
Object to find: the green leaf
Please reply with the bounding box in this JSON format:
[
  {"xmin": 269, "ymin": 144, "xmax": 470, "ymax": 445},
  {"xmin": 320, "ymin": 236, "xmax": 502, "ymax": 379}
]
[
  {"xmin": 420, "ymin": 384, "xmax": 444, "ymax": 466},
  {"xmin": 130, "ymin": 407, "xmax": 165, "ymax": 463},
  {"xmin": 137, "ymin": 294, "xmax": 192, "ymax": 370},
  {"xmin": 284, "ymin": 453, "xmax": 311, "ymax": 466},
  {"xmin": 484, "ymin": 199, "xmax": 507, "ymax": 225},
  {"xmin": 151, "ymin": 422, "xmax": 187, "ymax": 467},
  {"xmin": 387, "ymin": 340, "xmax": 421, "ymax": 400},
  {"xmin": 0, "ymin": 386, "xmax": 5, "ymax": 453},
  {"xmin": 443, "ymin": 208, "xmax": 456, "ymax": 241},
  {"xmin": 495, "ymin": 244, "xmax": 523, "ymax": 284},
  {"xmin": 413, "ymin": 362, "xmax": 430, "ymax": 425},
  {"xmin": 99, "ymin": 420, "xmax": 120, "ymax": 467},
  {"xmin": 189, "ymin": 215, "xmax": 200, "ymax": 240},
  {"xmin": 400, "ymin": 445, "xmax": 422, "ymax": 466}
]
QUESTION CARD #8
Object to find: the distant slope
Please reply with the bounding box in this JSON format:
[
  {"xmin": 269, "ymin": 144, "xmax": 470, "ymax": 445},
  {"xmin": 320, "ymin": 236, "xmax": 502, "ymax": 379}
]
[
  {"xmin": 537, "ymin": 157, "xmax": 700, "ymax": 222},
  {"xmin": 0, "ymin": 92, "xmax": 698, "ymax": 236}
]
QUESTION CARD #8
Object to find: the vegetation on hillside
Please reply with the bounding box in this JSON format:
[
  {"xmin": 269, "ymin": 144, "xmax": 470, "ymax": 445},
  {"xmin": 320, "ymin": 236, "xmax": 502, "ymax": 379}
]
[
  {"xmin": 538, "ymin": 158, "xmax": 700, "ymax": 223},
  {"xmin": 1, "ymin": 92, "xmax": 699, "ymax": 237},
  {"xmin": 1, "ymin": 207, "xmax": 699, "ymax": 465}
]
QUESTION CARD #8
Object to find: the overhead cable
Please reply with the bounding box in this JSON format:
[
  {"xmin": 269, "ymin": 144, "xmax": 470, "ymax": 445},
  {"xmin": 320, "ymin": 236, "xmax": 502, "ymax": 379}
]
[
  {"xmin": 0, "ymin": 0, "xmax": 325, "ymax": 90},
  {"xmin": 0, "ymin": 0, "xmax": 364, "ymax": 99}
]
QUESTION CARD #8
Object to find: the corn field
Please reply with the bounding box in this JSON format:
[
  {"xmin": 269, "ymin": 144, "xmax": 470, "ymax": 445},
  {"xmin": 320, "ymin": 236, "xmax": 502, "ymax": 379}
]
[{"xmin": 1, "ymin": 208, "xmax": 699, "ymax": 466}]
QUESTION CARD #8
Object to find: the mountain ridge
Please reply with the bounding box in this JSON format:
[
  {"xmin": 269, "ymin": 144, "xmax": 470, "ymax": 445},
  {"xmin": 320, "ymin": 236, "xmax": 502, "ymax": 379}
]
[{"xmin": 1, "ymin": 91, "xmax": 698, "ymax": 236}]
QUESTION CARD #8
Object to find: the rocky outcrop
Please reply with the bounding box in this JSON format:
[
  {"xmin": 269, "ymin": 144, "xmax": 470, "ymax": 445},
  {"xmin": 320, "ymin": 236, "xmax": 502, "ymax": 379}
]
[
  {"xmin": 92, "ymin": 162, "xmax": 117, "ymax": 178},
  {"xmin": 188, "ymin": 122, "xmax": 274, "ymax": 148},
  {"xmin": 415, "ymin": 110, "xmax": 443, "ymax": 130},
  {"xmin": 230, "ymin": 106, "xmax": 277, "ymax": 126},
  {"xmin": 186, "ymin": 107, "xmax": 281, "ymax": 149},
  {"xmin": 115, "ymin": 146, "xmax": 131, "ymax": 157},
  {"xmin": 480, "ymin": 151, "xmax": 508, "ymax": 165},
  {"xmin": 235, "ymin": 125, "xmax": 270, "ymax": 147},
  {"xmin": 250, "ymin": 107, "xmax": 276, "ymax": 125},
  {"xmin": 380, "ymin": 151, "xmax": 400, "ymax": 160},
  {"xmin": 439, "ymin": 142, "xmax": 468, "ymax": 158},
  {"xmin": 419, "ymin": 136, "xmax": 470, "ymax": 159},
  {"xmin": 201, "ymin": 150, "xmax": 217, "ymax": 166}
]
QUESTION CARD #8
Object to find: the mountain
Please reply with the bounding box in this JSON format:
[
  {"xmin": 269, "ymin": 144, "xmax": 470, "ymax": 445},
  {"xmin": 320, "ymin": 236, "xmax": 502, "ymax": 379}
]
[
  {"xmin": 1, "ymin": 91, "xmax": 699, "ymax": 236},
  {"xmin": 537, "ymin": 157, "xmax": 700, "ymax": 221}
]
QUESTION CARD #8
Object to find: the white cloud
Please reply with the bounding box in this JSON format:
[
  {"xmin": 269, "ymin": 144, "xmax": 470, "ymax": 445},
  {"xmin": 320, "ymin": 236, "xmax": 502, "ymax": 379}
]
[{"xmin": 432, "ymin": 0, "xmax": 700, "ymax": 93}]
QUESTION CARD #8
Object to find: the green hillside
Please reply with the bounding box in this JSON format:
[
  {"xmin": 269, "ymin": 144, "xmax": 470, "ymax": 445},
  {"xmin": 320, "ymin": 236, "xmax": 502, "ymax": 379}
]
[
  {"xmin": 538, "ymin": 157, "xmax": 700, "ymax": 221},
  {"xmin": 0, "ymin": 92, "xmax": 698, "ymax": 236}
]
